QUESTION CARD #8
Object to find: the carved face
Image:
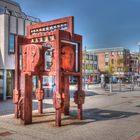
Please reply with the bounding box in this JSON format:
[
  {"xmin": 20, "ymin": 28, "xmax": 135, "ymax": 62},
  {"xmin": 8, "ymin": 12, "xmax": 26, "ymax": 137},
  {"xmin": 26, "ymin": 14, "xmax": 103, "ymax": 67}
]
[
  {"xmin": 30, "ymin": 45, "xmax": 40, "ymax": 70},
  {"xmin": 22, "ymin": 44, "xmax": 41, "ymax": 72},
  {"xmin": 61, "ymin": 46, "xmax": 75, "ymax": 71}
]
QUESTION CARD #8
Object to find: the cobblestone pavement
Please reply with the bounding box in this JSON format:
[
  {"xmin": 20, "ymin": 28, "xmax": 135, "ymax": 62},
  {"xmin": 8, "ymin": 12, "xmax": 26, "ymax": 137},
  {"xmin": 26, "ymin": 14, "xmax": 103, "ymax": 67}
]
[{"xmin": 0, "ymin": 87, "xmax": 140, "ymax": 140}]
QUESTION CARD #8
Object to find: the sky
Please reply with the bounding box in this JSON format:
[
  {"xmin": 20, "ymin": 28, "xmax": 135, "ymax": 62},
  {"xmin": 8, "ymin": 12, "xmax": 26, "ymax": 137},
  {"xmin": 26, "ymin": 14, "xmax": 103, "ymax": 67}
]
[{"xmin": 14, "ymin": 0, "xmax": 140, "ymax": 51}]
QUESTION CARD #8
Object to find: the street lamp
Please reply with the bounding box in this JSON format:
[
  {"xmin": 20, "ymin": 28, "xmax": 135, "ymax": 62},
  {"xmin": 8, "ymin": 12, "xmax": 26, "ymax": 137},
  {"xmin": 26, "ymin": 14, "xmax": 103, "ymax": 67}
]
[
  {"xmin": 83, "ymin": 46, "xmax": 87, "ymax": 89},
  {"xmin": 138, "ymin": 42, "xmax": 140, "ymax": 75}
]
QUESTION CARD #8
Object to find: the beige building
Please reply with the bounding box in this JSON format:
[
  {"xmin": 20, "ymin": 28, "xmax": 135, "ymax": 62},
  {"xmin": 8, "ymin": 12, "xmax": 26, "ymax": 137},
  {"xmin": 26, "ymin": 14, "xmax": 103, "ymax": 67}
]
[
  {"xmin": 82, "ymin": 50, "xmax": 99, "ymax": 83},
  {"xmin": 94, "ymin": 47, "xmax": 130, "ymax": 77},
  {"xmin": 130, "ymin": 52, "xmax": 139, "ymax": 76},
  {"xmin": 0, "ymin": 0, "xmax": 40, "ymax": 100}
]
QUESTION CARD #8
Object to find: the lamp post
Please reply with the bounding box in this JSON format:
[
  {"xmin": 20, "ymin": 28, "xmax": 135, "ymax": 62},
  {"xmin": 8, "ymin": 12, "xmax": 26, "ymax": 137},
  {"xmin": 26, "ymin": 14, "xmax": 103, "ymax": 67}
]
[
  {"xmin": 138, "ymin": 42, "xmax": 140, "ymax": 75},
  {"xmin": 84, "ymin": 46, "xmax": 87, "ymax": 89}
]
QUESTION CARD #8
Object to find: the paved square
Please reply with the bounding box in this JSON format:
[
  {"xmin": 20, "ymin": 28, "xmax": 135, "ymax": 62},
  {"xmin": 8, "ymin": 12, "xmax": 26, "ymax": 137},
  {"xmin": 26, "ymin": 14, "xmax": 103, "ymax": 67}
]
[{"xmin": 0, "ymin": 86, "xmax": 140, "ymax": 140}]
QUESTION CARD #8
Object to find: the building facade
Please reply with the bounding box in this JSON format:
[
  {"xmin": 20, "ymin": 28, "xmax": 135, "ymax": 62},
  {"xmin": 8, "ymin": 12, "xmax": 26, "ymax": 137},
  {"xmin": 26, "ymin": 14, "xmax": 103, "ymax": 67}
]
[
  {"xmin": 130, "ymin": 52, "xmax": 139, "ymax": 76},
  {"xmin": 82, "ymin": 50, "xmax": 99, "ymax": 83},
  {"xmin": 94, "ymin": 47, "xmax": 130, "ymax": 77},
  {"xmin": 0, "ymin": 0, "xmax": 40, "ymax": 100}
]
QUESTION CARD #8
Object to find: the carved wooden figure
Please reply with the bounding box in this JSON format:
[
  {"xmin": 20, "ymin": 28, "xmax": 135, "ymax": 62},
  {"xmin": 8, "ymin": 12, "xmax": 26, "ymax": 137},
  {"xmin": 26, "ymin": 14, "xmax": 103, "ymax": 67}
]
[{"xmin": 13, "ymin": 16, "xmax": 85, "ymax": 127}]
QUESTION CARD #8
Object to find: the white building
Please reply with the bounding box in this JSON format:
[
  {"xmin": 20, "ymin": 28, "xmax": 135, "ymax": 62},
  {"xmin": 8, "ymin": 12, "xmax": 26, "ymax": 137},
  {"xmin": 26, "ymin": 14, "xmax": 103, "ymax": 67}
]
[{"xmin": 0, "ymin": 0, "xmax": 40, "ymax": 100}]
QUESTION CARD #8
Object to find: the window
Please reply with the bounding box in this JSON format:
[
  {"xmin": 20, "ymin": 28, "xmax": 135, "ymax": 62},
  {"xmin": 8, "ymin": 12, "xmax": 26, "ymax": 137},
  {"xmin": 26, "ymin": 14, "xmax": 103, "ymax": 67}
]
[
  {"xmin": 105, "ymin": 62, "xmax": 108, "ymax": 65},
  {"xmin": 111, "ymin": 59, "xmax": 114, "ymax": 64},
  {"xmin": 9, "ymin": 33, "xmax": 15, "ymax": 54},
  {"xmin": 82, "ymin": 64, "xmax": 85, "ymax": 69},
  {"xmin": 90, "ymin": 55, "xmax": 93, "ymax": 60},
  {"xmin": 86, "ymin": 54, "xmax": 89, "ymax": 60},
  {"xmin": 117, "ymin": 51, "xmax": 120, "ymax": 55},
  {"xmin": 94, "ymin": 64, "xmax": 97, "ymax": 70},
  {"xmin": 117, "ymin": 67, "xmax": 121, "ymax": 72},
  {"xmin": 90, "ymin": 64, "xmax": 93, "ymax": 69},
  {"xmin": 117, "ymin": 51, "xmax": 123, "ymax": 55},
  {"xmin": 94, "ymin": 55, "xmax": 97, "ymax": 61},
  {"xmin": 120, "ymin": 67, "xmax": 123, "ymax": 71},
  {"xmin": 23, "ymin": 19, "xmax": 25, "ymax": 35},
  {"xmin": 45, "ymin": 47, "xmax": 53, "ymax": 71},
  {"xmin": 105, "ymin": 54, "xmax": 108, "ymax": 58},
  {"xmin": 111, "ymin": 51, "xmax": 114, "ymax": 56},
  {"xmin": 112, "ymin": 67, "xmax": 115, "ymax": 72}
]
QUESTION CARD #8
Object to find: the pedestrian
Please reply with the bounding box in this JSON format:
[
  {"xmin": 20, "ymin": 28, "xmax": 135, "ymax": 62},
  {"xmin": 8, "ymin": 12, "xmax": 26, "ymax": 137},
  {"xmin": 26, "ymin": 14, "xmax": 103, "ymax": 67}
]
[{"xmin": 100, "ymin": 74, "xmax": 105, "ymax": 88}]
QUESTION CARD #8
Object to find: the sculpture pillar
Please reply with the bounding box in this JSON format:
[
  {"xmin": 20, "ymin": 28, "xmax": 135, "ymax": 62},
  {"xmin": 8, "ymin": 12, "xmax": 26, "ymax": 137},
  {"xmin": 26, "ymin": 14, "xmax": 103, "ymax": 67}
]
[
  {"xmin": 53, "ymin": 91, "xmax": 62, "ymax": 126},
  {"xmin": 74, "ymin": 76, "xmax": 85, "ymax": 120},
  {"xmin": 13, "ymin": 36, "xmax": 20, "ymax": 118},
  {"xmin": 20, "ymin": 73, "xmax": 32, "ymax": 124},
  {"xmin": 36, "ymin": 76, "xmax": 44, "ymax": 114},
  {"xmin": 62, "ymin": 76, "xmax": 70, "ymax": 115}
]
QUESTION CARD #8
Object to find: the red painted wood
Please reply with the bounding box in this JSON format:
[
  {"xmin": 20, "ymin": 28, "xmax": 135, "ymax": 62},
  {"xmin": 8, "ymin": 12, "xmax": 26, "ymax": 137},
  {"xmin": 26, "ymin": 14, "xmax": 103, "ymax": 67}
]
[
  {"xmin": 20, "ymin": 73, "xmax": 32, "ymax": 124},
  {"xmin": 61, "ymin": 45, "xmax": 75, "ymax": 72},
  {"xmin": 13, "ymin": 16, "xmax": 85, "ymax": 127}
]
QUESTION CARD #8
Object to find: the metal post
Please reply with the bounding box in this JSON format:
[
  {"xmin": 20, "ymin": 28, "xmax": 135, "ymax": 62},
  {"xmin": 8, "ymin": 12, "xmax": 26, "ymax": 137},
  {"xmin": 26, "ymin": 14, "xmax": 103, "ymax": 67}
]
[
  {"xmin": 109, "ymin": 76, "xmax": 112, "ymax": 93},
  {"xmin": 139, "ymin": 44, "xmax": 140, "ymax": 75},
  {"xmin": 137, "ymin": 42, "xmax": 140, "ymax": 75},
  {"xmin": 84, "ymin": 46, "xmax": 86, "ymax": 89},
  {"xmin": 3, "ymin": 69, "xmax": 7, "ymax": 101}
]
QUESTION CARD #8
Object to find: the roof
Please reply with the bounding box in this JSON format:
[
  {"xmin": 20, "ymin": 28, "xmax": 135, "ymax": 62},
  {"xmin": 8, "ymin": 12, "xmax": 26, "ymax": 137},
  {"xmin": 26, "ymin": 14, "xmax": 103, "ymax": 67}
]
[
  {"xmin": 0, "ymin": 0, "xmax": 21, "ymax": 11},
  {"xmin": 82, "ymin": 49, "xmax": 97, "ymax": 56},
  {"xmin": 93, "ymin": 47, "xmax": 129, "ymax": 53},
  {"xmin": 0, "ymin": 0, "xmax": 41, "ymax": 23}
]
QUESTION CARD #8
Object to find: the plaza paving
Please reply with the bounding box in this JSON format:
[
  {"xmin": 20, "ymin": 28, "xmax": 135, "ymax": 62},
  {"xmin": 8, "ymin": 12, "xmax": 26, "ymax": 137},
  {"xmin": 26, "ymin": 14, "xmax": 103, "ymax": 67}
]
[{"xmin": 0, "ymin": 85, "xmax": 140, "ymax": 140}]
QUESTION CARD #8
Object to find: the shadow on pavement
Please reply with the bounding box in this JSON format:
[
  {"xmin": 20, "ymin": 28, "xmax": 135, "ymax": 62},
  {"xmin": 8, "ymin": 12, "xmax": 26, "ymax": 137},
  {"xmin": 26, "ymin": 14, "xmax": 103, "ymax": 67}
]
[
  {"xmin": 0, "ymin": 99, "xmax": 53, "ymax": 116},
  {"xmin": 52, "ymin": 108, "xmax": 140, "ymax": 126},
  {"xmin": 85, "ymin": 91, "xmax": 99, "ymax": 96},
  {"xmin": 59, "ymin": 108, "xmax": 140, "ymax": 126},
  {"xmin": 83, "ymin": 108, "xmax": 140, "ymax": 121}
]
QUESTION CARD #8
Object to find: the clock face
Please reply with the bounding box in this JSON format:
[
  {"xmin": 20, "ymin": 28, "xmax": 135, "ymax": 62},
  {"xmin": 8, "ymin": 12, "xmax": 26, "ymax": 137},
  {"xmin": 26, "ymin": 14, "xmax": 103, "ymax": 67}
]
[{"xmin": 61, "ymin": 45, "xmax": 75, "ymax": 71}]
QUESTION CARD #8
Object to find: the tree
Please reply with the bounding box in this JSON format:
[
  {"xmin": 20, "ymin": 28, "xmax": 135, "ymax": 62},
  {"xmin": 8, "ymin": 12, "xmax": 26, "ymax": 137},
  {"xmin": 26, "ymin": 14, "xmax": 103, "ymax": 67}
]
[
  {"xmin": 117, "ymin": 56, "xmax": 125, "ymax": 91},
  {"xmin": 105, "ymin": 62, "xmax": 115, "ymax": 93},
  {"xmin": 105, "ymin": 62, "xmax": 115, "ymax": 76}
]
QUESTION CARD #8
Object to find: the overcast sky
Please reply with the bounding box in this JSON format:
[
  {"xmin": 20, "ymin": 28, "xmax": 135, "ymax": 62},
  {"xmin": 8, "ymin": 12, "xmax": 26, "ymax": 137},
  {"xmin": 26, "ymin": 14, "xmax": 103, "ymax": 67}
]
[{"xmin": 15, "ymin": 0, "xmax": 140, "ymax": 51}]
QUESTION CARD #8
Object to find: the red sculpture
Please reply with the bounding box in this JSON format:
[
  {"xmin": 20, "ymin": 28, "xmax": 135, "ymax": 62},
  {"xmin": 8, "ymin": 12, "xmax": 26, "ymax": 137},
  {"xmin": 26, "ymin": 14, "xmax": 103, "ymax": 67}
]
[
  {"xmin": 61, "ymin": 45, "xmax": 75, "ymax": 71},
  {"xmin": 13, "ymin": 16, "xmax": 85, "ymax": 126}
]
